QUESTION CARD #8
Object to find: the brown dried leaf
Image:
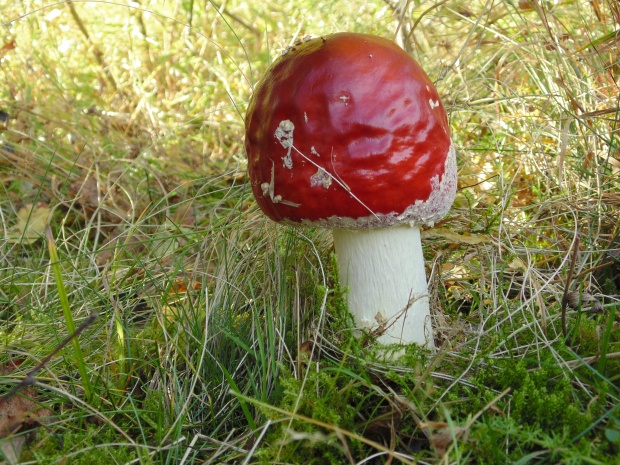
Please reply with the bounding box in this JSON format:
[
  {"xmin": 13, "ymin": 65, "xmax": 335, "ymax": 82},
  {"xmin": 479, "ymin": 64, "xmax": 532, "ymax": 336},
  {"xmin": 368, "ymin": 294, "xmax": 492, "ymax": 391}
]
[
  {"xmin": 566, "ymin": 291, "xmax": 603, "ymax": 313},
  {"xmin": 508, "ymin": 257, "xmax": 527, "ymax": 271},
  {"xmin": 168, "ymin": 278, "xmax": 201, "ymax": 297},
  {"xmin": 418, "ymin": 420, "xmax": 449, "ymax": 430},
  {"xmin": 429, "ymin": 425, "xmax": 467, "ymax": 457},
  {"xmin": 0, "ymin": 40, "xmax": 16, "ymax": 57},
  {"xmin": 0, "ymin": 388, "xmax": 52, "ymax": 465},
  {"xmin": 69, "ymin": 175, "xmax": 100, "ymax": 213},
  {"xmin": 1, "ymin": 392, "xmax": 42, "ymax": 437},
  {"xmin": 0, "ymin": 434, "xmax": 26, "ymax": 465},
  {"xmin": 6, "ymin": 203, "xmax": 50, "ymax": 244},
  {"xmin": 298, "ymin": 340, "xmax": 316, "ymax": 360}
]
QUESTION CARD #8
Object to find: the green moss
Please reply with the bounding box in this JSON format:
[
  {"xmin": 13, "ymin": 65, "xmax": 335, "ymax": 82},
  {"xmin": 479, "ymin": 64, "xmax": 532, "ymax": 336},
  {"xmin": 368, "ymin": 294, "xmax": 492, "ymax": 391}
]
[
  {"xmin": 25, "ymin": 427, "xmax": 138, "ymax": 465},
  {"xmin": 475, "ymin": 358, "xmax": 592, "ymax": 437},
  {"xmin": 257, "ymin": 366, "xmax": 367, "ymax": 464}
]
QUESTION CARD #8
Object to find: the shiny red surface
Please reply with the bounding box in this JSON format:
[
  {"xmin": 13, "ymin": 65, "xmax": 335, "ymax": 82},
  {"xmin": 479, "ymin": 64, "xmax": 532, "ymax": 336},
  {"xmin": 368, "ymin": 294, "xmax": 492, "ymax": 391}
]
[{"xmin": 245, "ymin": 32, "xmax": 451, "ymax": 225}]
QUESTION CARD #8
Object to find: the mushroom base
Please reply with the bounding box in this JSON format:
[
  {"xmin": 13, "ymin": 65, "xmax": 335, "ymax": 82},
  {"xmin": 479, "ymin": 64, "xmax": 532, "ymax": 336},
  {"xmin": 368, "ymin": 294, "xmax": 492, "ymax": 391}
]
[{"xmin": 333, "ymin": 226, "xmax": 434, "ymax": 348}]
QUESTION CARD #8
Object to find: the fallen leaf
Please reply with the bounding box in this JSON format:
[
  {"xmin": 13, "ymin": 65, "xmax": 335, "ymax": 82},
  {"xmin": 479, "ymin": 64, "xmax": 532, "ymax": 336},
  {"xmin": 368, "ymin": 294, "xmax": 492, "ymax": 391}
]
[
  {"xmin": 0, "ymin": 391, "xmax": 52, "ymax": 465},
  {"xmin": 0, "ymin": 40, "xmax": 16, "ymax": 57},
  {"xmin": 0, "ymin": 392, "xmax": 44, "ymax": 436},
  {"xmin": 0, "ymin": 357, "xmax": 53, "ymax": 464},
  {"xmin": 419, "ymin": 420, "xmax": 469, "ymax": 458},
  {"xmin": 0, "ymin": 434, "xmax": 26, "ymax": 465},
  {"xmin": 69, "ymin": 176, "xmax": 100, "ymax": 213},
  {"xmin": 428, "ymin": 425, "xmax": 467, "ymax": 458},
  {"xmin": 298, "ymin": 340, "xmax": 316, "ymax": 359},
  {"xmin": 6, "ymin": 203, "xmax": 50, "ymax": 244},
  {"xmin": 605, "ymin": 428, "xmax": 620, "ymax": 443},
  {"xmin": 607, "ymin": 156, "xmax": 620, "ymax": 174},
  {"xmin": 168, "ymin": 278, "xmax": 201, "ymax": 298},
  {"xmin": 0, "ymin": 360, "xmax": 25, "ymax": 375},
  {"xmin": 418, "ymin": 420, "xmax": 449, "ymax": 429},
  {"xmin": 508, "ymin": 257, "xmax": 527, "ymax": 271}
]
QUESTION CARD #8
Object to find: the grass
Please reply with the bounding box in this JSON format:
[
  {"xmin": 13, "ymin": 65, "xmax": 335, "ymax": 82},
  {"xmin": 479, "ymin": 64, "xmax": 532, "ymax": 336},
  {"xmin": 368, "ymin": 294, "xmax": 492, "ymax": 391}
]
[{"xmin": 0, "ymin": 0, "xmax": 619, "ymax": 463}]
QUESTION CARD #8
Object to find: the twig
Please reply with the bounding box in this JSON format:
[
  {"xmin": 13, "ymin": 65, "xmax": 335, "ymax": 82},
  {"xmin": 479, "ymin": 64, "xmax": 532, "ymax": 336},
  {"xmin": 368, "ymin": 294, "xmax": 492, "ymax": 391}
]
[
  {"xmin": 561, "ymin": 235, "xmax": 580, "ymax": 338},
  {"xmin": 0, "ymin": 313, "xmax": 98, "ymax": 401},
  {"xmin": 564, "ymin": 351, "xmax": 620, "ymax": 369}
]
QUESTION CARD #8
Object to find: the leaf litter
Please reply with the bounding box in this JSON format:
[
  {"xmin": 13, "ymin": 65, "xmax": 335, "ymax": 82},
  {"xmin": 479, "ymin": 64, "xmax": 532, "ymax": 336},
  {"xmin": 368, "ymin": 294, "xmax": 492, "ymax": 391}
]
[{"xmin": 0, "ymin": 361, "xmax": 52, "ymax": 465}]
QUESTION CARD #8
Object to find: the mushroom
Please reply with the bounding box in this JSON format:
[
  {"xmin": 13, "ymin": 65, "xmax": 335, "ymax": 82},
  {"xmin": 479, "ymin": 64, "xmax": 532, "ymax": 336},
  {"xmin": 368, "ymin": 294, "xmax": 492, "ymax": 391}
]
[{"xmin": 245, "ymin": 32, "xmax": 457, "ymax": 347}]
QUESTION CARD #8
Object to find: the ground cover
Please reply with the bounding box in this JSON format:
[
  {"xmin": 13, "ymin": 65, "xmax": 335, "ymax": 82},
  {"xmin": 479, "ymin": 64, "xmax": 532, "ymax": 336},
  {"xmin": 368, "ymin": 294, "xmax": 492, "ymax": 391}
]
[{"xmin": 0, "ymin": 0, "xmax": 619, "ymax": 463}]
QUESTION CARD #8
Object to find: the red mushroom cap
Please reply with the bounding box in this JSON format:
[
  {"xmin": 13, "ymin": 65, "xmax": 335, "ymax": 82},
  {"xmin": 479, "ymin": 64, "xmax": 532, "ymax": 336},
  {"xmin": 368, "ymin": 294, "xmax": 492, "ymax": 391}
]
[{"xmin": 245, "ymin": 32, "xmax": 456, "ymax": 228}]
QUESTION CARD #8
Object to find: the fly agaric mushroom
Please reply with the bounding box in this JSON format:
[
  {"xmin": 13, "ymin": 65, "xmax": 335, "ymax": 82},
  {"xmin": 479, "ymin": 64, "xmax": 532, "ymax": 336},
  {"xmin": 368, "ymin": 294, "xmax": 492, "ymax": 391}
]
[{"xmin": 245, "ymin": 32, "xmax": 457, "ymax": 347}]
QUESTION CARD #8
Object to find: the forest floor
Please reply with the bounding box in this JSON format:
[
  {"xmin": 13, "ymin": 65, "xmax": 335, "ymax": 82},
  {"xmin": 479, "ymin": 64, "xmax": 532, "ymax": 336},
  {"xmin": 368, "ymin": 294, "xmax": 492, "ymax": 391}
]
[{"xmin": 0, "ymin": 0, "xmax": 619, "ymax": 463}]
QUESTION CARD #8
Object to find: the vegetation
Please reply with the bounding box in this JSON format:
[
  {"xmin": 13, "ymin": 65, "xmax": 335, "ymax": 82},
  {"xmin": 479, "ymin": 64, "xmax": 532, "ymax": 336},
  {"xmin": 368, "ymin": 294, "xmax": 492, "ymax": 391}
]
[{"xmin": 0, "ymin": 0, "xmax": 618, "ymax": 463}]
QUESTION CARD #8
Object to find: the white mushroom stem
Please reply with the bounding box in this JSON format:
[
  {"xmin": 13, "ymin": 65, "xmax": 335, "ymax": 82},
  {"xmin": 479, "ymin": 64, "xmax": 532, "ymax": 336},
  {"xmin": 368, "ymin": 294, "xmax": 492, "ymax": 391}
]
[{"xmin": 332, "ymin": 226, "xmax": 434, "ymax": 348}]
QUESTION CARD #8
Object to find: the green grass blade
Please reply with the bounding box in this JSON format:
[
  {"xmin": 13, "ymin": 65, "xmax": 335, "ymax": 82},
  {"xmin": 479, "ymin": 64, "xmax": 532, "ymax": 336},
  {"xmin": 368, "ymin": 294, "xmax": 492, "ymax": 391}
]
[{"xmin": 46, "ymin": 224, "xmax": 93, "ymax": 402}]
